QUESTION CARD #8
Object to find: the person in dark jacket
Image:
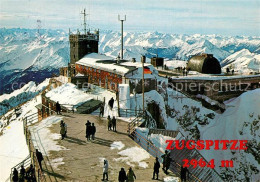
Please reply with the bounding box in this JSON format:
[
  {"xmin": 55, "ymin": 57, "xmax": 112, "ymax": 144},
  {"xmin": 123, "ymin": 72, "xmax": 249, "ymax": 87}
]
[
  {"xmin": 56, "ymin": 101, "xmax": 61, "ymax": 115},
  {"xmin": 19, "ymin": 165, "xmax": 26, "ymax": 181},
  {"xmin": 127, "ymin": 167, "xmax": 136, "ymax": 182},
  {"xmin": 36, "ymin": 149, "xmax": 43, "ymax": 170},
  {"xmin": 85, "ymin": 120, "xmax": 91, "ymax": 141},
  {"xmin": 91, "ymin": 123, "xmax": 96, "ymax": 140},
  {"xmin": 26, "ymin": 164, "xmax": 35, "ymax": 181},
  {"xmin": 112, "ymin": 116, "xmax": 117, "ymax": 132},
  {"xmin": 118, "ymin": 168, "xmax": 127, "ymax": 182},
  {"xmin": 161, "ymin": 150, "xmax": 168, "ymax": 171},
  {"xmin": 12, "ymin": 168, "xmax": 19, "ymax": 182},
  {"xmin": 107, "ymin": 115, "xmax": 112, "ymax": 131},
  {"xmin": 99, "ymin": 103, "xmax": 104, "ymax": 117},
  {"xmin": 152, "ymin": 157, "xmax": 160, "ymax": 180},
  {"xmin": 180, "ymin": 166, "xmax": 189, "ymax": 182},
  {"xmin": 60, "ymin": 122, "xmax": 66, "ymax": 140},
  {"xmin": 165, "ymin": 153, "xmax": 172, "ymax": 174},
  {"xmin": 108, "ymin": 97, "xmax": 114, "ymax": 110}
]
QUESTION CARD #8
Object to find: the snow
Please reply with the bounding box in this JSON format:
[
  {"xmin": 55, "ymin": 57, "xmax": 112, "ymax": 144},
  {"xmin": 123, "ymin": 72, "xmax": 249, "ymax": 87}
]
[
  {"xmin": 164, "ymin": 177, "xmax": 180, "ymax": 182},
  {"xmin": 0, "ymin": 95, "xmax": 42, "ymax": 182},
  {"xmin": 198, "ymin": 89, "xmax": 260, "ymax": 180},
  {"xmin": 50, "ymin": 158, "xmax": 64, "ymax": 170},
  {"xmin": 165, "ymin": 85, "xmax": 260, "ymax": 181},
  {"xmin": 76, "ymin": 53, "xmax": 130, "ymax": 75},
  {"xmin": 0, "ymin": 79, "xmax": 50, "ymax": 116},
  {"xmin": 115, "ymin": 146, "xmax": 150, "ymax": 168},
  {"xmin": 110, "ymin": 141, "xmax": 125, "ymax": 150},
  {"xmin": 45, "ymin": 83, "xmax": 93, "ymax": 110},
  {"xmin": 222, "ymin": 49, "xmax": 260, "ymax": 74},
  {"xmin": 1, "ymin": 29, "xmax": 259, "ymax": 96},
  {"xmin": 29, "ymin": 116, "xmax": 67, "ymax": 155},
  {"xmin": 164, "ymin": 59, "xmax": 187, "ymax": 69},
  {"xmin": 118, "ymin": 84, "xmax": 130, "ymax": 110},
  {"xmin": 171, "ymin": 73, "xmax": 260, "ymax": 80}
]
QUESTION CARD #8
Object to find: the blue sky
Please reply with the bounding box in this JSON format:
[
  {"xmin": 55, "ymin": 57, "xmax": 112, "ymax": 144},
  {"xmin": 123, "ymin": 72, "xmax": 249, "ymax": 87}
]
[{"xmin": 0, "ymin": 0, "xmax": 259, "ymax": 36}]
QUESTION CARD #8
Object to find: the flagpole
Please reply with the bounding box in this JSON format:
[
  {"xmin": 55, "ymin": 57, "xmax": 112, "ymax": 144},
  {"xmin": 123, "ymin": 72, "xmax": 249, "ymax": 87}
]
[{"xmin": 142, "ymin": 57, "xmax": 145, "ymax": 115}]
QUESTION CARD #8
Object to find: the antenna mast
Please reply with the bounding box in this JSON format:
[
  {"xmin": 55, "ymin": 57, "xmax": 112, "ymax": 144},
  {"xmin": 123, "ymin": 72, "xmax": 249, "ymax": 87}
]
[
  {"xmin": 118, "ymin": 15, "xmax": 126, "ymax": 60},
  {"xmin": 81, "ymin": 8, "xmax": 87, "ymax": 34}
]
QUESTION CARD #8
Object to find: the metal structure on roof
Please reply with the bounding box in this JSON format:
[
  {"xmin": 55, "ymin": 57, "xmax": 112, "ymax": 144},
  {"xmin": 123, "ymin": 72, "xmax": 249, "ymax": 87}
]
[{"xmin": 187, "ymin": 54, "xmax": 221, "ymax": 74}]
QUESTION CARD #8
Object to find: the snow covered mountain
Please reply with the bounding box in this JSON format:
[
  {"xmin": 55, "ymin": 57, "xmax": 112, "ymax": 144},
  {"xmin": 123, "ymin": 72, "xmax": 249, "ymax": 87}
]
[
  {"xmin": 0, "ymin": 28, "xmax": 69, "ymax": 94},
  {"xmin": 221, "ymin": 49, "xmax": 260, "ymax": 73},
  {"xmin": 1, "ymin": 28, "xmax": 260, "ymax": 94}
]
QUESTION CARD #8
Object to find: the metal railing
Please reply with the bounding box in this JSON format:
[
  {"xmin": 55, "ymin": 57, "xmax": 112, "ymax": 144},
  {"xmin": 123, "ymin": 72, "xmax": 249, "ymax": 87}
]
[
  {"xmin": 127, "ymin": 114, "xmax": 223, "ymax": 182},
  {"xmin": 9, "ymin": 155, "xmax": 31, "ymax": 182}
]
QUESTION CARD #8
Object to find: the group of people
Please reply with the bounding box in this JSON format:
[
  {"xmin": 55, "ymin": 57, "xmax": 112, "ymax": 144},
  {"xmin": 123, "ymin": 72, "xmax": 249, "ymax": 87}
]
[
  {"xmin": 182, "ymin": 67, "xmax": 189, "ymax": 76},
  {"xmin": 60, "ymin": 120, "xmax": 67, "ymax": 140},
  {"xmin": 226, "ymin": 67, "xmax": 235, "ymax": 75},
  {"xmin": 12, "ymin": 164, "xmax": 35, "ymax": 182},
  {"xmin": 151, "ymin": 151, "xmax": 189, "ymax": 181},
  {"xmin": 107, "ymin": 115, "xmax": 117, "ymax": 132},
  {"xmin": 102, "ymin": 159, "xmax": 136, "ymax": 182},
  {"xmin": 85, "ymin": 120, "xmax": 96, "ymax": 140}
]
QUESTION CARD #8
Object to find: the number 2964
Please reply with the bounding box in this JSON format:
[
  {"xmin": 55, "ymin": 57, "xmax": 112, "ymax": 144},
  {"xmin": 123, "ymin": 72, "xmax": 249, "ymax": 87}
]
[{"xmin": 183, "ymin": 158, "xmax": 215, "ymax": 169}]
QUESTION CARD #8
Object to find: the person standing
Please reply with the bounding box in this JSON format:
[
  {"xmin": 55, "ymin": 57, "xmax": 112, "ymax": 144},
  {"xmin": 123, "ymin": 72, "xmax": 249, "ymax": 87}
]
[
  {"xmin": 118, "ymin": 168, "xmax": 127, "ymax": 182},
  {"xmin": 99, "ymin": 103, "xmax": 104, "ymax": 117},
  {"xmin": 102, "ymin": 159, "xmax": 109, "ymax": 181},
  {"xmin": 36, "ymin": 149, "xmax": 43, "ymax": 171},
  {"xmin": 64, "ymin": 122, "xmax": 67, "ymax": 137},
  {"xmin": 180, "ymin": 166, "xmax": 189, "ymax": 182},
  {"xmin": 91, "ymin": 123, "xmax": 96, "ymax": 140},
  {"xmin": 112, "ymin": 116, "xmax": 117, "ymax": 132},
  {"xmin": 12, "ymin": 168, "xmax": 19, "ymax": 182},
  {"xmin": 152, "ymin": 157, "xmax": 160, "ymax": 180},
  {"xmin": 108, "ymin": 97, "xmax": 114, "ymax": 110},
  {"xmin": 107, "ymin": 115, "xmax": 112, "ymax": 131},
  {"xmin": 26, "ymin": 164, "xmax": 35, "ymax": 181},
  {"xmin": 56, "ymin": 101, "xmax": 61, "ymax": 115},
  {"xmin": 161, "ymin": 150, "xmax": 168, "ymax": 171},
  {"xmin": 165, "ymin": 153, "xmax": 172, "ymax": 175},
  {"xmin": 19, "ymin": 165, "xmax": 26, "ymax": 181},
  {"xmin": 85, "ymin": 120, "xmax": 91, "ymax": 141},
  {"xmin": 127, "ymin": 167, "xmax": 136, "ymax": 182},
  {"xmin": 60, "ymin": 122, "xmax": 66, "ymax": 140}
]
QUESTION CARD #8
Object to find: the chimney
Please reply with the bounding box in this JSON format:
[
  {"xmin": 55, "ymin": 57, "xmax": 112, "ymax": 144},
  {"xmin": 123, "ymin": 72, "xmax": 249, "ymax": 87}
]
[
  {"xmin": 132, "ymin": 58, "xmax": 136, "ymax": 63},
  {"xmin": 141, "ymin": 56, "xmax": 146, "ymax": 63}
]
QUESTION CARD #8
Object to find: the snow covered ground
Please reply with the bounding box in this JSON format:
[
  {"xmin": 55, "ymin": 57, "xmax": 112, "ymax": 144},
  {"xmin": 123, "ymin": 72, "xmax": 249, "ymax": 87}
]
[
  {"xmin": 165, "ymin": 86, "xmax": 260, "ymax": 181},
  {"xmin": 29, "ymin": 116, "xmax": 66, "ymax": 155},
  {"xmin": 222, "ymin": 49, "xmax": 260, "ymax": 74},
  {"xmin": 45, "ymin": 83, "xmax": 94, "ymax": 110},
  {"xmin": 0, "ymin": 79, "xmax": 49, "ymax": 116},
  {"xmin": 0, "ymin": 95, "xmax": 42, "ymax": 181},
  {"xmin": 115, "ymin": 146, "xmax": 151, "ymax": 168}
]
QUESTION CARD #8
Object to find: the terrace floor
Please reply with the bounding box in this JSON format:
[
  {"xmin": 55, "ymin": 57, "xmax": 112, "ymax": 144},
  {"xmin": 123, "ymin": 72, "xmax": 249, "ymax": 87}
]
[{"xmin": 31, "ymin": 113, "xmax": 177, "ymax": 182}]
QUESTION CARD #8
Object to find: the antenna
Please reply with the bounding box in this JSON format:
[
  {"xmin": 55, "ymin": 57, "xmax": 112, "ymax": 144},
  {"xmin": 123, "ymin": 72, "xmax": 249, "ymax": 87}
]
[
  {"xmin": 81, "ymin": 8, "xmax": 88, "ymax": 34},
  {"xmin": 37, "ymin": 19, "xmax": 41, "ymax": 34},
  {"xmin": 118, "ymin": 15, "xmax": 126, "ymax": 60}
]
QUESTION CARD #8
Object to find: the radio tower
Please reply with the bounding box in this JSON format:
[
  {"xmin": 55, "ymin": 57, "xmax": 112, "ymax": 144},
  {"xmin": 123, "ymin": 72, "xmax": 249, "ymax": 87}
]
[
  {"xmin": 81, "ymin": 9, "xmax": 88, "ymax": 34},
  {"xmin": 37, "ymin": 19, "xmax": 42, "ymax": 34},
  {"xmin": 118, "ymin": 15, "xmax": 126, "ymax": 60}
]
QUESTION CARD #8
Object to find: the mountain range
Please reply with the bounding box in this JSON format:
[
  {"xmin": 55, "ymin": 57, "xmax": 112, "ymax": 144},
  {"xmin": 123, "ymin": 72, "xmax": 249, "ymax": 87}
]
[{"xmin": 0, "ymin": 28, "xmax": 259, "ymax": 94}]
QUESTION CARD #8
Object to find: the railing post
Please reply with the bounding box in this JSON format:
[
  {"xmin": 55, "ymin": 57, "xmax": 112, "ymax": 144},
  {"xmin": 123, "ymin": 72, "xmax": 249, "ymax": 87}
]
[{"xmin": 38, "ymin": 168, "xmax": 40, "ymax": 182}]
